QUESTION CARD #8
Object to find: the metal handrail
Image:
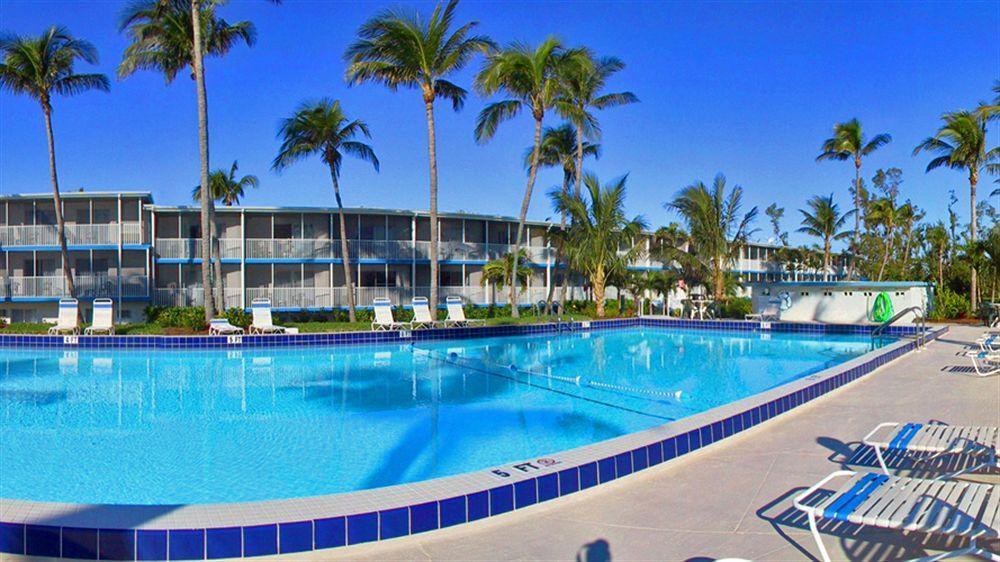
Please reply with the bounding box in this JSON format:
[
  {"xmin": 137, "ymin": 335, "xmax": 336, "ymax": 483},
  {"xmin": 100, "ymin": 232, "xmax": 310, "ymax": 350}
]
[{"xmin": 871, "ymin": 306, "xmax": 926, "ymax": 349}]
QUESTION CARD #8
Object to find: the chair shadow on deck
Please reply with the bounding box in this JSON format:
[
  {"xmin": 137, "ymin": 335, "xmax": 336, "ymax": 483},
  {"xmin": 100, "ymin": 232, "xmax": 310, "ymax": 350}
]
[
  {"xmin": 576, "ymin": 538, "xmax": 611, "ymax": 562},
  {"xmin": 755, "ymin": 487, "xmax": 974, "ymax": 562},
  {"xmin": 817, "ymin": 432, "xmax": 998, "ymax": 481}
]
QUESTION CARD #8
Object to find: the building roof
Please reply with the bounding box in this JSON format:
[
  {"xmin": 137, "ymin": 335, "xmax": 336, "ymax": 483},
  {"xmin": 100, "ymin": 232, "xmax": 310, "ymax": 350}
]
[{"xmin": 1, "ymin": 191, "xmax": 153, "ymax": 200}]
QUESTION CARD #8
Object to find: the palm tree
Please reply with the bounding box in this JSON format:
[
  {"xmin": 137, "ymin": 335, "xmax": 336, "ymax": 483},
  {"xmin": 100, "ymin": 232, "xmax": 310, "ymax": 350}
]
[
  {"xmin": 667, "ymin": 174, "xmax": 757, "ymax": 301},
  {"xmin": 474, "ymin": 37, "xmax": 586, "ymax": 317},
  {"xmin": 480, "ymin": 249, "xmax": 530, "ymax": 296},
  {"xmin": 119, "ymin": 0, "xmax": 257, "ymax": 322},
  {"xmin": 866, "ymin": 196, "xmax": 900, "ymax": 281},
  {"xmin": 530, "ymin": 124, "xmax": 599, "ymax": 313},
  {"xmin": 816, "ymin": 119, "xmax": 891, "ymax": 279},
  {"xmin": 925, "ymin": 222, "xmax": 949, "ymax": 289},
  {"xmin": 0, "ymin": 26, "xmax": 109, "ymax": 301},
  {"xmin": 765, "ymin": 203, "xmax": 787, "ymax": 246},
  {"xmin": 554, "ymin": 52, "xmax": 637, "ymax": 198},
  {"xmin": 192, "ymin": 160, "xmax": 258, "ymax": 310},
  {"xmin": 797, "ymin": 194, "xmax": 852, "ymax": 281},
  {"xmin": 914, "ymin": 110, "xmax": 995, "ymax": 309},
  {"xmin": 272, "ymin": 99, "xmax": 379, "ymax": 323},
  {"xmin": 345, "ymin": 0, "xmax": 493, "ymax": 316},
  {"xmin": 552, "ymin": 173, "xmax": 647, "ymax": 318}
]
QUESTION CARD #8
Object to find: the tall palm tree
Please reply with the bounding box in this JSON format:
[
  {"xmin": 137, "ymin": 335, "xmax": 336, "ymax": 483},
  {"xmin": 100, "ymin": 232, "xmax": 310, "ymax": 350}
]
[
  {"xmin": 272, "ymin": 99, "xmax": 379, "ymax": 323},
  {"xmin": 797, "ymin": 194, "xmax": 852, "ymax": 281},
  {"xmin": 914, "ymin": 110, "xmax": 996, "ymax": 309},
  {"xmin": 192, "ymin": 160, "xmax": 258, "ymax": 310},
  {"xmin": 474, "ymin": 37, "xmax": 586, "ymax": 317},
  {"xmin": 119, "ymin": 0, "xmax": 257, "ymax": 322},
  {"xmin": 345, "ymin": 0, "xmax": 493, "ymax": 315},
  {"xmin": 530, "ymin": 124, "xmax": 599, "ymax": 312},
  {"xmin": 925, "ymin": 222, "xmax": 949, "ymax": 289},
  {"xmin": 667, "ymin": 174, "xmax": 757, "ymax": 301},
  {"xmin": 816, "ymin": 119, "xmax": 891, "ymax": 279},
  {"xmin": 554, "ymin": 52, "xmax": 637, "ymax": 198},
  {"xmin": 552, "ymin": 173, "xmax": 647, "ymax": 318},
  {"xmin": 0, "ymin": 26, "xmax": 109, "ymax": 300}
]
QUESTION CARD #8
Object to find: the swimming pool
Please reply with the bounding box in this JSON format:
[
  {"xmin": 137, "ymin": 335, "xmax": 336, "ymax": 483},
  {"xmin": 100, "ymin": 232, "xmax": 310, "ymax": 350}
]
[{"xmin": 0, "ymin": 325, "xmax": 885, "ymax": 505}]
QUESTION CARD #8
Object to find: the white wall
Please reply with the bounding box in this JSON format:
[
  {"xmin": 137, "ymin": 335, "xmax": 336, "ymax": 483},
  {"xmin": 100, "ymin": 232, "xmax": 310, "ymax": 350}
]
[{"xmin": 750, "ymin": 282, "xmax": 931, "ymax": 324}]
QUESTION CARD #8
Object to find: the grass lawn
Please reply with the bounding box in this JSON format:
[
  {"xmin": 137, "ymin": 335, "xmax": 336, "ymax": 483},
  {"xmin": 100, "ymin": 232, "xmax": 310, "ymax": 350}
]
[{"xmin": 0, "ymin": 313, "xmax": 603, "ymax": 336}]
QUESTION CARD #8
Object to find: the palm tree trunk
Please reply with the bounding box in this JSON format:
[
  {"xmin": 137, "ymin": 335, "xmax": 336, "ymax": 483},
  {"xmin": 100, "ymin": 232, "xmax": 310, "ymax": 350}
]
[
  {"xmin": 823, "ymin": 238, "xmax": 831, "ymax": 282},
  {"xmin": 191, "ymin": 0, "xmax": 214, "ymax": 322},
  {"xmin": 970, "ymin": 169, "xmax": 979, "ymax": 311},
  {"xmin": 330, "ymin": 170, "xmax": 357, "ymax": 322},
  {"xmin": 544, "ymin": 173, "xmax": 571, "ymax": 315},
  {"xmin": 851, "ymin": 157, "xmax": 861, "ymax": 281},
  {"xmin": 210, "ymin": 202, "xmax": 224, "ymax": 312},
  {"xmin": 424, "ymin": 95, "xmax": 440, "ymax": 317},
  {"xmin": 938, "ymin": 246, "xmax": 944, "ymax": 289},
  {"xmin": 574, "ymin": 124, "xmax": 583, "ymax": 199},
  {"xmin": 510, "ymin": 115, "xmax": 544, "ymax": 318},
  {"xmin": 593, "ymin": 271, "xmax": 605, "ymax": 318},
  {"xmin": 42, "ymin": 102, "xmax": 76, "ymax": 301}
]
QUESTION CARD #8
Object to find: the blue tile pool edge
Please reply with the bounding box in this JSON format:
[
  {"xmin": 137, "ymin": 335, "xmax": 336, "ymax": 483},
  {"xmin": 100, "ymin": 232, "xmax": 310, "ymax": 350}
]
[
  {"xmin": 0, "ymin": 316, "xmax": 927, "ymax": 350},
  {"xmin": 0, "ymin": 324, "xmax": 947, "ymax": 561}
]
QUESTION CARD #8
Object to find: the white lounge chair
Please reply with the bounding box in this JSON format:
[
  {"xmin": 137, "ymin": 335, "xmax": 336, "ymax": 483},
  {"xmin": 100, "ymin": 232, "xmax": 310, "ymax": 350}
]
[
  {"xmin": 84, "ymin": 298, "xmax": 115, "ymax": 335},
  {"xmin": 410, "ymin": 297, "xmax": 442, "ymax": 329},
  {"xmin": 966, "ymin": 351, "xmax": 1000, "ymax": 377},
  {"xmin": 249, "ymin": 298, "xmax": 286, "ymax": 334},
  {"xmin": 863, "ymin": 423, "xmax": 998, "ymax": 477},
  {"xmin": 209, "ymin": 318, "xmax": 244, "ymax": 335},
  {"xmin": 745, "ymin": 299, "xmax": 780, "ymax": 322},
  {"xmin": 977, "ymin": 334, "xmax": 1000, "ymax": 353},
  {"xmin": 794, "ymin": 470, "xmax": 1000, "ymax": 562},
  {"xmin": 444, "ymin": 296, "xmax": 484, "ymax": 327},
  {"xmin": 48, "ymin": 298, "xmax": 80, "ymax": 335},
  {"xmin": 371, "ymin": 297, "xmax": 410, "ymax": 331}
]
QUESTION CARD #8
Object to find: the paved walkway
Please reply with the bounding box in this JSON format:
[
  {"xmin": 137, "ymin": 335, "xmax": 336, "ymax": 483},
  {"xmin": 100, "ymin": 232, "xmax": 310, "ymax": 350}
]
[{"xmin": 294, "ymin": 325, "xmax": 998, "ymax": 562}]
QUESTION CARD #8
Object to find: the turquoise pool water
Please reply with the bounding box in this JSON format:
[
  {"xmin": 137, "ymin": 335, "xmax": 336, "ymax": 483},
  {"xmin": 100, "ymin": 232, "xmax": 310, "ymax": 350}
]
[{"xmin": 0, "ymin": 327, "xmax": 881, "ymax": 504}]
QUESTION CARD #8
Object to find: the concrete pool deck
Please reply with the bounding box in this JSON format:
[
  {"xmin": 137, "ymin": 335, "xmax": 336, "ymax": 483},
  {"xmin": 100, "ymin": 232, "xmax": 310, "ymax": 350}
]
[{"xmin": 286, "ymin": 324, "xmax": 997, "ymax": 562}]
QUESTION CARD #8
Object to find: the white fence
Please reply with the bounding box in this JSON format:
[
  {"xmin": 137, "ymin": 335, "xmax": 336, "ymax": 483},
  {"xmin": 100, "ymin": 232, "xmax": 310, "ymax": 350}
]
[
  {"xmin": 0, "ymin": 222, "xmax": 144, "ymax": 247},
  {"xmin": 0, "ymin": 274, "xmax": 148, "ymax": 299}
]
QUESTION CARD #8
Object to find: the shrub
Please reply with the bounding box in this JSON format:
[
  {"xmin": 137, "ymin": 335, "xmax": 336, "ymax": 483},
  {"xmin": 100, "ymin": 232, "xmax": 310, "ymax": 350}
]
[
  {"xmin": 156, "ymin": 307, "xmax": 207, "ymax": 331},
  {"xmin": 928, "ymin": 288, "xmax": 970, "ymax": 320},
  {"xmin": 143, "ymin": 305, "xmax": 167, "ymax": 323},
  {"xmin": 717, "ymin": 297, "xmax": 752, "ymax": 319},
  {"xmin": 224, "ymin": 307, "xmax": 251, "ymax": 328}
]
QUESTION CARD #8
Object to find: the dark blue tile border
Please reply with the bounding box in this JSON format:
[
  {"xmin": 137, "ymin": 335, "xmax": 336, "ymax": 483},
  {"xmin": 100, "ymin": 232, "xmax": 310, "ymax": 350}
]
[{"xmin": 0, "ymin": 323, "xmax": 946, "ymax": 560}]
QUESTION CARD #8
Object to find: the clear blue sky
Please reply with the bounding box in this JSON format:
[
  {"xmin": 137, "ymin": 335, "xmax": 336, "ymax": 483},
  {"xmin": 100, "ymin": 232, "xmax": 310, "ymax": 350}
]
[{"xmin": 1, "ymin": 1, "xmax": 997, "ymax": 247}]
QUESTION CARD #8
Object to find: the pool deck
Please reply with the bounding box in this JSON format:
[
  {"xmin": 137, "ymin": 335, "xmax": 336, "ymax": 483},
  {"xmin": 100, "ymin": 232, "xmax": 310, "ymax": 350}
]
[{"xmin": 285, "ymin": 324, "xmax": 997, "ymax": 562}]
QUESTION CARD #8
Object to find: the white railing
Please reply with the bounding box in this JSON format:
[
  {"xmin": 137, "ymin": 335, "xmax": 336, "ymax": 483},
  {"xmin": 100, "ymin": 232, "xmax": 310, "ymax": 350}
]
[
  {"xmin": 246, "ymin": 286, "xmax": 349, "ymax": 309},
  {"xmin": 349, "ymin": 240, "xmax": 416, "ymax": 261},
  {"xmin": 153, "ymin": 287, "xmax": 243, "ymax": 308},
  {"xmin": 0, "ymin": 274, "xmax": 148, "ymax": 299},
  {"xmin": 155, "ymin": 238, "xmax": 241, "ymax": 260},
  {"xmin": 0, "ymin": 222, "xmax": 144, "ymax": 247}
]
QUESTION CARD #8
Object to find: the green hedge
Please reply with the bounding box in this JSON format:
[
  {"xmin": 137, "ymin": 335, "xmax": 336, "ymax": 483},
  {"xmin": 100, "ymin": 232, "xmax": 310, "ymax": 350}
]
[{"xmin": 928, "ymin": 288, "xmax": 970, "ymax": 320}]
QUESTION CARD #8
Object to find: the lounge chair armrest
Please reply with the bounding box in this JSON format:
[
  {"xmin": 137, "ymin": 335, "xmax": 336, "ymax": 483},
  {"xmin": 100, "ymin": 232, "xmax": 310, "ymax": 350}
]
[
  {"xmin": 862, "ymin": 422, "xmax": 900, "ymax": 447},
  {"xmin": 793, "ymin": 470, "xmax": 856, "ymax": 513}
]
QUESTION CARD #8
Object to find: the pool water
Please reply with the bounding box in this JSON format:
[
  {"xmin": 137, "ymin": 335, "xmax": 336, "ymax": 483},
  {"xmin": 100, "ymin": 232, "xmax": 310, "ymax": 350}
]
[{"xmin": 0, "ymin": 327, "xmax": 882, "ymax": 504}]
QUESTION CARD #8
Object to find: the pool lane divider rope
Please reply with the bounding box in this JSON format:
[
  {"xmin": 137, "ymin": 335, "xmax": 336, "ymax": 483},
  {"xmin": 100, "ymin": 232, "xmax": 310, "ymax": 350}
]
[{"xmin": 410, "ymin": 344, "xmax": 676, "ymax": 422}]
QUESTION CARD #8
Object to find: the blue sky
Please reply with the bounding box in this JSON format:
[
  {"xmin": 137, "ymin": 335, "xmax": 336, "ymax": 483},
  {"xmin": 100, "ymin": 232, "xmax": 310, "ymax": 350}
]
[{"xmin": 1, "ymin": 1, "xmax": 997, "ymax": 247}]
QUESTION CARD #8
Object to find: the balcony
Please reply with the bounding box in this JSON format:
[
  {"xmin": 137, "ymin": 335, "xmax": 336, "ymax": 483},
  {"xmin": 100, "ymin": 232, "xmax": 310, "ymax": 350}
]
[
  {"xmin": 155, "ymin": 238, "xmax": 554, "ymax": 263},
  {"xmin": 0, "ymin": 222, "xmax": 144, "ymax": 247},
  {"xmin": 153, "ymin": 287, "xmax": 244, "ymax": 309},
  {"xmin": 0, "ymin": 274, "xmax": 149, "ymax": 299}
]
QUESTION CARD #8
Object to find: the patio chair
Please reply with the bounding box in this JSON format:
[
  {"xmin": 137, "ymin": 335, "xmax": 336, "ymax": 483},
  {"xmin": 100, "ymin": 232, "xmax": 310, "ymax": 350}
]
[
  {"xmin": 746, "ymin": 299, "xmax": 781, "ymax": 322},
  {"xmin": 794, "ymin": 470, "xmax": 1000, "ymax": 562},
  {"xmin": 966, "ymin": 351, "xmax": 1000, "ymax": 377},
  {"xmin": 48, "ymin": 298, "xmax": 80, "ymax": 335},
  {"xmin": 249, "ymin": 298, "xmax": 287, "ymax": 334},
  {"xmin": 444, "ymin": 296, "xmax": 484, "ymax": 327},
  {"xmin": 410, "ymin": 296, "xmax": 442, "ymax": 329},
  {"xmin": 862, "ymin": 422, "xmax": 998, "ymax": 477},
  {"xmin": 371, "ymin": 297, "xmax": 410, "ymax": 331},
  {"xmin": 209, "ymin": 318, "xmax": 245, "ymax": 335},
  {"xmin": 977, "ymin": 334, "xmax": 1000, "ymax": 353},
  {"xmin": 84, "ymin": 298, "xmax": 115, "ymax": 335}
]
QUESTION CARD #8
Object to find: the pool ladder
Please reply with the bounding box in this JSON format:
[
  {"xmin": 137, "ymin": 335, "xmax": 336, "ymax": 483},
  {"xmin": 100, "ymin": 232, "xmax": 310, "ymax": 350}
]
[{"xmin": 870, "ymin": 306, "xmax": 926, "ymax": 351}]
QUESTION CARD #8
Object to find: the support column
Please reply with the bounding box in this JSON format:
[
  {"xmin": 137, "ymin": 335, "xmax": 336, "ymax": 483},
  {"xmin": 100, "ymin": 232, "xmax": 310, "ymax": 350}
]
[
  {"xmin": 117, "ymin": 195, "xmax": 123, "ymax": 318},
  {"xmin": 240, "ymin": 210, "xmax": 246, "ymax": 309}
]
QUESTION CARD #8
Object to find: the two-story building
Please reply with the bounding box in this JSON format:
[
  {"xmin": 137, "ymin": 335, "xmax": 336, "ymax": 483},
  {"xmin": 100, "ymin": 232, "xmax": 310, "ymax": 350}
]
[{"xmin": 1, "ymin": 191, "xmax": 842, "ymax": 323}]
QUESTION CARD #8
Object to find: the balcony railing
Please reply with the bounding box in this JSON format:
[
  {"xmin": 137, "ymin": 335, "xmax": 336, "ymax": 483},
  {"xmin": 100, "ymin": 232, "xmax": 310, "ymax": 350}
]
[
  {"xmin": 154, "ymin": 287, "xmax": 244, "ymax": 309},
  {"xmin": 0, "ymin": 274, "xmax": 149, "ymax": 299},
  {"xmin": 0, "ymin": 222, "xmax": 144, "ymax": 247}
]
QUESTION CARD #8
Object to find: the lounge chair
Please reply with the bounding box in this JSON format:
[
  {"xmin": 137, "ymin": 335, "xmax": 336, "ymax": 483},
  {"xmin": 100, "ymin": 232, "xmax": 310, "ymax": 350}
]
[
  {"xmin": 862, "ymin": 423, "xmax": 998, "ymax": 477},
  {"xmin": 371, "ymin": 297, "xmax": 410, "ymax": 331},
  {"xmin": 48, "ymin": 298, "xmax": 80, "ymax": 335},
  {"xmin": 745, "ymin": 299, "xmax": 780, "ymax": 322},
  {"xmin": 966, "ymin": 351, "xmax": 1000, "ymax": 377},
  {"xmin": 977, "ymin": 334, "xmax": 1000, "ymax": 353},
  {"xmin": 444, "ymin": 296, "xmax": 484, "ymax": 327},
  {"xmin": 794, "ymin": 470, "xmax": 1000, "ymax": 562},
  {"xmin": 209, "ymin": 318, "xmax": 244, "ymax": 335},
  {"xmin": 84, "ymin": 298, "xmax": 115, "ymax": 335},
  {"xmin": 249, "ymin": 298, "xmax": 287, "ymax": 334},
  {"xmin": 410, "ymin": 296, "xmax": 442, "ymax": 329}
]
